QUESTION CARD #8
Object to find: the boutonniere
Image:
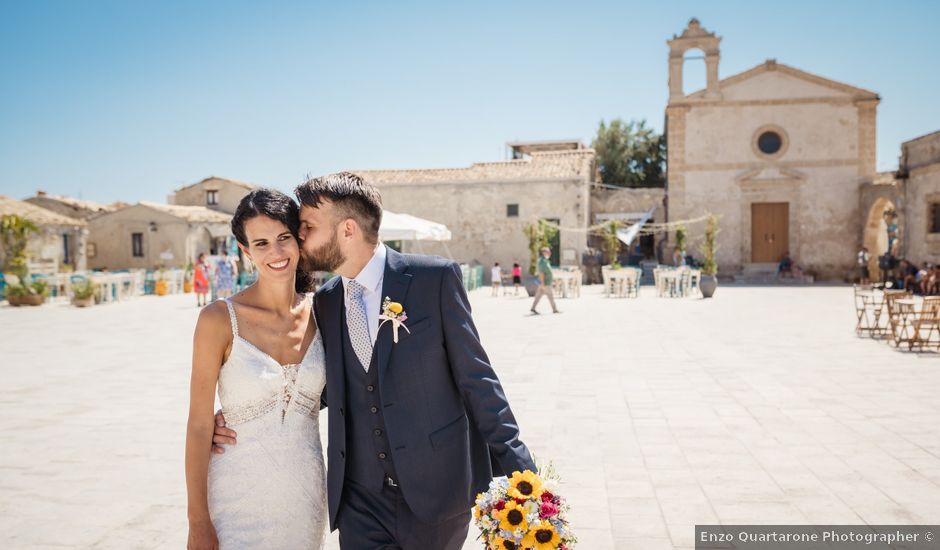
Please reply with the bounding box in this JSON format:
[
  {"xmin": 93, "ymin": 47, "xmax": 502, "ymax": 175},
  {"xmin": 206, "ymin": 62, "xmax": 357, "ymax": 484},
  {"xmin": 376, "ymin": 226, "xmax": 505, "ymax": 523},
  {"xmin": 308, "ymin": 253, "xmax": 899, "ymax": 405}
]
[{"xmin": 378, "ymin": 296, "xmax": 410, "ymax": 343}]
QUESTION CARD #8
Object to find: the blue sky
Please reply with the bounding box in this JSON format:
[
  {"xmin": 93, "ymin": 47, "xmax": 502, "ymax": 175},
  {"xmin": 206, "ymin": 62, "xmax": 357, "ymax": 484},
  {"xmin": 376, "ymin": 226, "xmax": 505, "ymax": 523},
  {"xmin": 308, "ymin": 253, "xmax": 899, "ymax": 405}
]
[{"xmin": 1, "ymin": 0, "xmax": 937, "ymax": 204}]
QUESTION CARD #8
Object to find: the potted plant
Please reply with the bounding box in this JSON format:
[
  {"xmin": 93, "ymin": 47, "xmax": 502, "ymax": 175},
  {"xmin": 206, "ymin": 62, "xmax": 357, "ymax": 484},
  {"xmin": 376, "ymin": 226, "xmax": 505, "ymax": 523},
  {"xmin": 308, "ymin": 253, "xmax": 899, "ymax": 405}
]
[
  {"xmin": 154, "ymin": 268, "xmax": 168, "ymax": 296},
  {"xmin": 6, "ymin": 279, "xmax": 48, "ymax": 306},
  {"xmin": 1, "ymin": 214, "xmax": 38, "ymax": 280},
  {"xmin": 183, "ymin": 262, "xmax": 194, "ymax": 293},
  {"xmin": 603, "ymin": 220, "xmax": 623, "ymax": 270},
  {"xmin": 674, "ymin": 224, "xmax": 687, "ymax": 265},
  {"xmin": 699, "ymin": 214, "xmax": 719, "ymax": 298},
  {"xmin": 522, "ymin": 220, "xmax": 558, "ymax": 297},
  {"xmin": 71, "ymin": 278, "xmax": 96, "ymax": 307}
]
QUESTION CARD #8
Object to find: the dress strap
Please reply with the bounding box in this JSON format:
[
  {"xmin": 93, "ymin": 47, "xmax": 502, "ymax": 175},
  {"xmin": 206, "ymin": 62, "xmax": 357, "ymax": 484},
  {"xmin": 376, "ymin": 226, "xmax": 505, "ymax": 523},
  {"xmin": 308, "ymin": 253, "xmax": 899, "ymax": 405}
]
[{"xmin": 223, "ymin": 298, "xmax": 239, "ymax": 337}]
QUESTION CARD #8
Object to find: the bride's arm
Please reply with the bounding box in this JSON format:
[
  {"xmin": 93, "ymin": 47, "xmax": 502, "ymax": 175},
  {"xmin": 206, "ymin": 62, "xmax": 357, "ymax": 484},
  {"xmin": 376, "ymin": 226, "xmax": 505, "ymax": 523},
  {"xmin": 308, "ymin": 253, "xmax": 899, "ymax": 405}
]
[{"xmin": 185, "ymin": 302, "xmax": 229, "ymax": 549}]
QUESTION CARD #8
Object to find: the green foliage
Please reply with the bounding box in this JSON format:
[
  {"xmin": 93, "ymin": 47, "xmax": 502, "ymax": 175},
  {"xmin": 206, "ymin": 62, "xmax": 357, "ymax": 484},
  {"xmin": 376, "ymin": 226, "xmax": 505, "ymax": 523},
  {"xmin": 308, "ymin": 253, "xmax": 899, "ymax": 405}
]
[
  {"xmin": 522, "ymin": 220, "xmax": 559, "ymax": 275},
  {"xmin": 674, "ymin": 225, "xmax": 687, "ymax": 253},
  {"xmin": 5, "ymin": 279, "xmax": 48, "ymax": 298},
  {"xmin": 700, "ymin": 214, "xmax": 720, "ymax": 276},
  {"xmin": 602, "ymin": 220, "xmax": 623, "ymax": 267},
  {"xmin": 591, "ymin": 118, "xmax": 666, "ymax": 188},
  {"xmin": 71, "ymin": 278, "xmax": 96, "ymax": 300},
  {"xmin": 1, "ymin": 214, "xmax": 39, "ymax": 278}
]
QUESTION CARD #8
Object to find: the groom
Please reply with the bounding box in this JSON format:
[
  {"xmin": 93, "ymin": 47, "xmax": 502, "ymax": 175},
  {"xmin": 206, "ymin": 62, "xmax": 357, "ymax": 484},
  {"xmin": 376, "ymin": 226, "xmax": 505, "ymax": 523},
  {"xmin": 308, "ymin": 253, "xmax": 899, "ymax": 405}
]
[{"xmin": 214, "ymin": 172, "xmax": 535, "ymax": 548}]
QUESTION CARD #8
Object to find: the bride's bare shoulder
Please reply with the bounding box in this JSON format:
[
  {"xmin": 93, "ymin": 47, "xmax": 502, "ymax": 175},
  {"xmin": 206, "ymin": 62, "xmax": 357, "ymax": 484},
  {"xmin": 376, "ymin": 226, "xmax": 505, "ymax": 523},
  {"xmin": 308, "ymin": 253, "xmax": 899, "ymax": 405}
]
[{"xmin": 194, "ymin": 300, "xmax": 232, "ymax": 339}]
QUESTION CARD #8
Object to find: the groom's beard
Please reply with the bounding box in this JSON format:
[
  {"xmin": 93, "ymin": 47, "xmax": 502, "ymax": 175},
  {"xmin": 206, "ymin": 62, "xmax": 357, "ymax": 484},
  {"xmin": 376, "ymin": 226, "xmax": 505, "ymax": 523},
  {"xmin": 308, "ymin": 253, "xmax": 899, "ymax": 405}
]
[{"xmin": 301, "ymin": 229, "xmax": 346, "ymax": 273}]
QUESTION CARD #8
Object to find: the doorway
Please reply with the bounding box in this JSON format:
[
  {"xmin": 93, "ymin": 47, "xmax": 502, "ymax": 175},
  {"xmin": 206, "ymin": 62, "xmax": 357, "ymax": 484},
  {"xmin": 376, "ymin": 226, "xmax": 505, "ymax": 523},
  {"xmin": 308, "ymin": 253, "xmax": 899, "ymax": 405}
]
[{"xmin": 751, "ymin": 202, "xmax": 789, "ymax": 263}]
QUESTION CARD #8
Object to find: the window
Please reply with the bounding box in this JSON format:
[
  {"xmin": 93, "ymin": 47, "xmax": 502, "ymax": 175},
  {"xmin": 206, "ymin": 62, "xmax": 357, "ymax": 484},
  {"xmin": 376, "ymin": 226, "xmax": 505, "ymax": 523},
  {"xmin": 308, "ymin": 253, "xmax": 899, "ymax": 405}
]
[
  {"xmin": 752, "ymin": 125, "xmax": 788, "ymax": 159},
  {"xmin": 931, "ymin": 203, "xmax": 940, "ymax": 234},
  {"xmin": 206, "ymin": 190, "xmax": 219, "ymax": 205},
  {"xmin": 132, "ymin": 233, "xmax": 144, "ymax": 257},
  {"xmin": 757, "ymin": 131, "xmax": 782, "ymax": 155},
  {"xmin": 507, "ymin": 204, "xmax": 519, "ymax": 217}
]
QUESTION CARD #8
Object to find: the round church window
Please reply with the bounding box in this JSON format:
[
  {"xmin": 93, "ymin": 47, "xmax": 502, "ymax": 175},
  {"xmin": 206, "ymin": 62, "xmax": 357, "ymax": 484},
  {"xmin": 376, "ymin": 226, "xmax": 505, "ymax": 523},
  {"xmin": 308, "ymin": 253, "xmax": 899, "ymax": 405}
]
[
  {"xmin": 751, "ymin": 125, "xmax": 788, "ymax": 159},
  {"xmin": 757, "ymin": 131, "xmax": 782, "ymax": 155}
]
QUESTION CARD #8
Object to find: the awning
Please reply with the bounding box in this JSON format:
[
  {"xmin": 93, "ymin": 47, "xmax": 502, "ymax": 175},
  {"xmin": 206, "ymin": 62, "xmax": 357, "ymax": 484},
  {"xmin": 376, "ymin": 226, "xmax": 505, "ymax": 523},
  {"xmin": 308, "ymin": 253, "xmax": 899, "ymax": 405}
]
[
  {"xmin": 380, "ymin": 211, "xmax": 452, "ymax": 242},
  {"xmin": 616, "ymin": 206, "xmax": 656, "ymax": 246}
]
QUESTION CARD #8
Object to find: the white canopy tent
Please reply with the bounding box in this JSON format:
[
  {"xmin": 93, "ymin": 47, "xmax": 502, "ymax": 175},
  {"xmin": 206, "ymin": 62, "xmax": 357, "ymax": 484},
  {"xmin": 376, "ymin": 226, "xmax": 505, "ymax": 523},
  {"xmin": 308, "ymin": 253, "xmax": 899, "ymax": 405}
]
[{"xmin": 379, "ymin": 210, "xmax": 452, "ymax": 242}]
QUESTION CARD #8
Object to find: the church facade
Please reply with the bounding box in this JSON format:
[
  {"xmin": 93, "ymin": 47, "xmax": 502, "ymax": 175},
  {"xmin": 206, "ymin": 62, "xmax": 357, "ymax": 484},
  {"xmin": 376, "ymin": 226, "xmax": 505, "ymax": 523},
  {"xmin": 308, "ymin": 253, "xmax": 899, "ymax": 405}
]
[{"xmin": 664, "ymin": 19, "xmax": 880, "ymax": 280}]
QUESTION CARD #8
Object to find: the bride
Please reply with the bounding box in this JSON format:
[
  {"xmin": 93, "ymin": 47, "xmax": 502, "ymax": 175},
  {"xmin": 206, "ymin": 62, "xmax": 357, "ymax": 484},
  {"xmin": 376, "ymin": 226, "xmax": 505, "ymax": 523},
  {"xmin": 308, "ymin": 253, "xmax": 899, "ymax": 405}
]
[{"xmin": 185, "ymin": 188, "xmax": 326, "ymax": 549}]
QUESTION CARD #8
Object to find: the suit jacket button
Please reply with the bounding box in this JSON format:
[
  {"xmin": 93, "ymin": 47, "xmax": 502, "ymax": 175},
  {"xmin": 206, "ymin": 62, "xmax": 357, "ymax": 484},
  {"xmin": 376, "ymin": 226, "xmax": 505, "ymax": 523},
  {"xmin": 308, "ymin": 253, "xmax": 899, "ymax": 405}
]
[
  {"xmin": 367, "ymin": 385, "xmax": 374, "ymax": 392},
  {"xmin": 374, "ymin": 429, "xmax": 382, "ymax": 436},
  {"xmin": 370, "ymin": 406, "xmax": 378, "ymax": 413},
  {"xmin": 378, "ymin": 452, "xmax": 387, "ymax": 460},
  {"xmin": 340, "ymin": 450, "xmax": 345, "ymax": 459}
]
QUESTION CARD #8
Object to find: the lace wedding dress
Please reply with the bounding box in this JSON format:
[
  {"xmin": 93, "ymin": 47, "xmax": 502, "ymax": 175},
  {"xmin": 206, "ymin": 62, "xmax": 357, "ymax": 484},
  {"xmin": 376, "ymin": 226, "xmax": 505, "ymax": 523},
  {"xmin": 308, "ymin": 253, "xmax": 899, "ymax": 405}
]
[{"xmin": 208, "ymin": 296, "xmax": 327, "ymax": 549}]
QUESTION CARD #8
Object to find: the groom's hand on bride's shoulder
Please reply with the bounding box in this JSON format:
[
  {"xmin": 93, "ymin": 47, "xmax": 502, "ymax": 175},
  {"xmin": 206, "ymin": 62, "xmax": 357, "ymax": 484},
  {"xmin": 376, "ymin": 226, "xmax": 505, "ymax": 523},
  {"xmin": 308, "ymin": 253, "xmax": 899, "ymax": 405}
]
[{"xmin": 211, "ymin": 409, "xmax": 237, "ymax": 454}]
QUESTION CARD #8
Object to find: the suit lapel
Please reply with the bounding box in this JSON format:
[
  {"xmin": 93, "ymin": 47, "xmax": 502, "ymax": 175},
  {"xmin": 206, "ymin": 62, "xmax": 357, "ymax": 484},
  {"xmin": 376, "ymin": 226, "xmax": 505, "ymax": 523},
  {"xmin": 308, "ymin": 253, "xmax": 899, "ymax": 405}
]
[
  {"xmin": 317, "ymin": 278, "xmax": 346, "ymax": 407},
  {"xmin": 375, "ymin": 248, "xmax": 412, "ymax": 386}
]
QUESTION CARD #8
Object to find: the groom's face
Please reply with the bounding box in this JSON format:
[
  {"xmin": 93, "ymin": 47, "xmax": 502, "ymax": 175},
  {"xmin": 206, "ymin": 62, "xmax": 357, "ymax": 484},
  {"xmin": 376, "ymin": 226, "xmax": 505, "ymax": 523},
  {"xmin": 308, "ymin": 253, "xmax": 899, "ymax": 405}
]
[{"xmin": 298, "ymin": 202, "xmax": 347, "ymax": 272}]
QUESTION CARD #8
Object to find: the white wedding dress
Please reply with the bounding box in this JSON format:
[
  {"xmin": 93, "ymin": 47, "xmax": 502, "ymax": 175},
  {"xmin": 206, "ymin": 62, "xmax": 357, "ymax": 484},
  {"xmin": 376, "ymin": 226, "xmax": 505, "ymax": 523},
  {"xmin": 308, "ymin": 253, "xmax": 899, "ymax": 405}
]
[{"xmin": 208, "ymin": 296, "xmax": 327, "ymax": 549}]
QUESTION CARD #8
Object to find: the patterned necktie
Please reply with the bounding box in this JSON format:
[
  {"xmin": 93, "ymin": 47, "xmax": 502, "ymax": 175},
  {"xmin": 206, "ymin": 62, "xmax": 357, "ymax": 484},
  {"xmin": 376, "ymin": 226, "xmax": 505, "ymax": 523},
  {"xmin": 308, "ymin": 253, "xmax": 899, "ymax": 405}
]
[{"xmin": 346, "ymin": 280, "xmax": 373, "ymax": 371}]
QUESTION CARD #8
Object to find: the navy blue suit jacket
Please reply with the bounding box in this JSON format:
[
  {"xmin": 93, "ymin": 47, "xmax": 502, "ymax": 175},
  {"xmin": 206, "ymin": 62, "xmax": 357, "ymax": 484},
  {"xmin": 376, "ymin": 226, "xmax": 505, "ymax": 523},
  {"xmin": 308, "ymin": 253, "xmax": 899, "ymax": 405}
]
[{"xmin": 314, "ymin": 248, "xmax": 535, "ymax": 529}]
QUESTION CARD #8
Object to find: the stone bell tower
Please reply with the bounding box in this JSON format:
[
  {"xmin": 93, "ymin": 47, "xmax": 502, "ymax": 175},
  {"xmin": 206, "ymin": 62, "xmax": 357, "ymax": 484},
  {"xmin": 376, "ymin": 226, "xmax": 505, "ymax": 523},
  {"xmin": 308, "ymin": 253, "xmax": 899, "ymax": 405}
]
[{"xmin": 667, "ymin": 18, "xmax": 721, "ymax": 100}]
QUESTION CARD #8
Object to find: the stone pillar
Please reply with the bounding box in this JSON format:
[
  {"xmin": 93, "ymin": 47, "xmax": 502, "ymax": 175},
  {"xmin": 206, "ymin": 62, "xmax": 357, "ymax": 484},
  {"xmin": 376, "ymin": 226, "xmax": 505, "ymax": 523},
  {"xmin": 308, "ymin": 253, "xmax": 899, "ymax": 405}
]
[
  {"xmin": 856, "ymin": 99, "xmax": 879, "ymax": 179},
  {"xmin": 669, "ymin": 55, "xmax": 684, "ymax": 100},
  {"xmin": 75, "ymin": 228, "xmax": 88, "ymax": 271},
  {"xmin": 705, "ymin": 52, "xmax": 721, "ymax": 98}
]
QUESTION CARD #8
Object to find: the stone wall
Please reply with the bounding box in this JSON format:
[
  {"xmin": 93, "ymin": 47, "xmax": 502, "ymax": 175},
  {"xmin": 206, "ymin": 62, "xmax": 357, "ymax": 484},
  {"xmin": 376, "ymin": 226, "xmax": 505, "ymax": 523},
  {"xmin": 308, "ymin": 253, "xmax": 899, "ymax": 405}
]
[
  {"xmin": 170, "ymin": 178, "xmax": 252, "ymax": 215},
  {"xmin": 901, "ymin": 131, "xmax": 940, "ymax": 264}
]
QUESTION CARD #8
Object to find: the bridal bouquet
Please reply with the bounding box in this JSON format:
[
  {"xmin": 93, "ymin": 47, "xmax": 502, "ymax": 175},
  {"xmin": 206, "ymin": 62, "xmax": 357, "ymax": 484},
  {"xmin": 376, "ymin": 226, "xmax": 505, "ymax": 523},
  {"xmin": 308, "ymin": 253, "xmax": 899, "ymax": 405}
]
[{"xmin": 473, "ymin": 468, "xmax": 576, "ymax": 550}]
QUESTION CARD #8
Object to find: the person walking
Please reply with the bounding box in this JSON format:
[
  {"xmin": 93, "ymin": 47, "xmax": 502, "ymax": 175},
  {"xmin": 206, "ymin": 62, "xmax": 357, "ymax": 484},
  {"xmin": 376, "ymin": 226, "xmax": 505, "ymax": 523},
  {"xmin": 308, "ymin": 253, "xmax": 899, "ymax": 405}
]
[
  {"xmin": 511, "ymin": 262, "xmax": 522, "ymax": 296},
  {"xmin": 490, "ymin": 262, "xmax": 502, "ymax": 297},
  {"xmin": 193, "ymin": 252, "xmax": 210, "ymax": 307},
  {"xmin": 530, "ymin": 246, "xmax": 559, "ymax": 314},
  {"xmin": 857, "ymin": 246, "xmax": 871, "ymax": 284}
]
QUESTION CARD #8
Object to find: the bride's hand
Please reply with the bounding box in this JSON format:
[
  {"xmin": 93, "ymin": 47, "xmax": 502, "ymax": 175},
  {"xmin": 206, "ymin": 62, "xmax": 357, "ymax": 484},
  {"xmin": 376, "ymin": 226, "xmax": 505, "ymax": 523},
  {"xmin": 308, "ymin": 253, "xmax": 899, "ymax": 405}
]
[
  {"xmin": 187, "ymin": 519, "xmax": 219, "ymax": 550},
  {"xmin": 211, "ymin": 409, "xmax": 237, "ymax": 453}
]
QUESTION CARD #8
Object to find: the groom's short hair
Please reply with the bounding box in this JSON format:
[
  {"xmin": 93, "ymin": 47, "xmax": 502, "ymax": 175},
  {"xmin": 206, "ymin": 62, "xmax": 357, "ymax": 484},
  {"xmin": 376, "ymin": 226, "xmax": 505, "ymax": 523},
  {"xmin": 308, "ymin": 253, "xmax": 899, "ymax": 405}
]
[{"xmin": 295, "ymin": 172, "xmax": 383, "ymax": 244}]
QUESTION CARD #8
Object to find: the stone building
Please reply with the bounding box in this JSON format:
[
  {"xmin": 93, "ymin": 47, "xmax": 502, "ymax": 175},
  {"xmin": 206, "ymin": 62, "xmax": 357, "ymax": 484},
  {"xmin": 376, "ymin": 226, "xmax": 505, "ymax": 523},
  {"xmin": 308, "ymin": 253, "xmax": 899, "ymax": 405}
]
[
  {"xmin": 168, "ymin": 176, "xmax": 255, "ymax": 214},
  {"xmin": 0, "ymin": 195, "xmax": 88, "ymax": 272},
  {"xmin": 860, "ymin": 130, "xmax": 940, "ymax": 277},
  {"xmin": 24, "ymin": 191, "xmax": 116, "ymax": 221},
  {"xmin": 664, "ymin": 18, "xmax": 880, "ymax": 280},
  {"xmin": 86, "ymin": 202, "xmax": 231, "ymax": 270}
]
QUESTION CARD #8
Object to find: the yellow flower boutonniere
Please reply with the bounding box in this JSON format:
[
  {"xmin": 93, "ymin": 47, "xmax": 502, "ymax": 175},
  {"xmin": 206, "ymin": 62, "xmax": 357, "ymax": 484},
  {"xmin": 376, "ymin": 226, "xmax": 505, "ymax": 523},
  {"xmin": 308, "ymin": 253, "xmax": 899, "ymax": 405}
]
[{"xmin": 379, "ymin": 296, "xmax": 410, "ymax": 343}]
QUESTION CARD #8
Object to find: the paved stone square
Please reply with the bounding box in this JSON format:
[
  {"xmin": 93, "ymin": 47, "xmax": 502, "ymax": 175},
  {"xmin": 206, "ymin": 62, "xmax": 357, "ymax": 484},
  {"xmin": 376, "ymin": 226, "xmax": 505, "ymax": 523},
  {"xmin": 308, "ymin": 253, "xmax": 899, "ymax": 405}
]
[{"xmin": 1, "ymin": 285, "xmax": 939, "ymax": 549}]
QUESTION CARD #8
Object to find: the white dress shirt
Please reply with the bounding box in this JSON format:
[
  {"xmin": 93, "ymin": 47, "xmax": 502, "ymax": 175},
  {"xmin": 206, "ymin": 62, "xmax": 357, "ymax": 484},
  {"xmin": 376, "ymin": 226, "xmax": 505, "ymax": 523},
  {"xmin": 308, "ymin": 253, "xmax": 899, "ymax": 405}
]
[{"xmin": 341, "ymin": 243, "xmax": 386, "ymax": 345}]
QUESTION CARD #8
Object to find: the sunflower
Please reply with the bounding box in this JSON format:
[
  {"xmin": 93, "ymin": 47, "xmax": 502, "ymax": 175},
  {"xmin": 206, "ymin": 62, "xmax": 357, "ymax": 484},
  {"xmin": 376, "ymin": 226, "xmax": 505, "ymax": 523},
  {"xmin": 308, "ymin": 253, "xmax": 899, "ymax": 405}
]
[
  {"xmin": 495, "ymin": 500, "xmax": 528, "ymax": 532},
  {"xmin": 508, "ymin": 470, "xmax": 544, "ymax": 501},
  {"xmin": 522, "ymin": 520, "xmax": 561, "ymax": 550},
  {"xmin": 493, "ymin": 536, "xmax": 519, "ymax": 550}
]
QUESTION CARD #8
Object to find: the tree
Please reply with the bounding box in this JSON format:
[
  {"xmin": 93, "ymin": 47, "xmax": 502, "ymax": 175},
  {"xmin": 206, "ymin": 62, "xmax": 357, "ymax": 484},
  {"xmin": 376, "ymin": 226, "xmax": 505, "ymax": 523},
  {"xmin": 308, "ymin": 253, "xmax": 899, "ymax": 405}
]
[
  {"xmin": 522, "ymin": 220, "xmax": 559, "ymax": 276},
  {"xmin": 1, "ymin": 214, "xmax": 38, "ymax": 278},
  {"xmin": 591, "ymin": 118, "xmax": 665, "ymax": 188}
]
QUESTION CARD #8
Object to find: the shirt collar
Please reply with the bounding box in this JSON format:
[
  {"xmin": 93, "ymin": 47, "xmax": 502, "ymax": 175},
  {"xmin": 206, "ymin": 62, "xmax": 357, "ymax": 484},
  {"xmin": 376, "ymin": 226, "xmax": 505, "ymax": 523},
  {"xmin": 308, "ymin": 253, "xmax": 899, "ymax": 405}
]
[{"xmin": 342, "ymin": 243, "xmax": 386, "ymax": 296}]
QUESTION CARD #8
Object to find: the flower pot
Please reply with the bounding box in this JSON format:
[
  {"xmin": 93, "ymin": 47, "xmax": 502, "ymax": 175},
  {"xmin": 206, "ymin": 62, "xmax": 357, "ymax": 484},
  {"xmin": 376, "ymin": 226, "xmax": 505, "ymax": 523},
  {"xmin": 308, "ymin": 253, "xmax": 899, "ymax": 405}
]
[
  {"xmin": 700, "ymin": 274, "xmax": 718, "ymax": 298},
  {"xmin": 154, "ymin": 280, "xmax": 168, "ymax": 296},
  {"xmin": 72, "ymin": 296, "xmax": 94, "ymax": 308},
  {"xmin": 523, "ymin": 276, "xmax": 540, "ymax": 297},
  {"xmin": 8, "ymin": 294, "xmax": 44, "ymax": 306},
  {"xmin": 183, "ymin": 280, "xmax": 193, "ymax": 293}
]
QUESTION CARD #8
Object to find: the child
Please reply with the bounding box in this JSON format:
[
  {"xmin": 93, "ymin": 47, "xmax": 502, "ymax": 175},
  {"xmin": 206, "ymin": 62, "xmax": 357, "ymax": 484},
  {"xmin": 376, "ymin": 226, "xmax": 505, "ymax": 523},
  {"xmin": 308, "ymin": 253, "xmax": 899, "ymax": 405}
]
[
  {"xmin": 193, "ymin": 253, "xmax": 210, "ymax": 307},
  {"xmin": 511, "ymin": 262, "xmax": 522, "ymax": 296}
]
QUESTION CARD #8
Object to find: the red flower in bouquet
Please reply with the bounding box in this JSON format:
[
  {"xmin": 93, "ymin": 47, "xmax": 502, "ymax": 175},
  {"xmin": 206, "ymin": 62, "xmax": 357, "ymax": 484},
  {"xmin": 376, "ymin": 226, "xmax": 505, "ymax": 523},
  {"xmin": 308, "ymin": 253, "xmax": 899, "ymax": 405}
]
[
  {"xmin": 539, "ymin": 501, "xmax": 559, "ymax": 519},
  {"xmin": 540, "ymin": 491, "xmax": 555, "ymax": 503},
  {"xmin": 494, "ymin": 500, "xmax": 506, "ymax": 511}
]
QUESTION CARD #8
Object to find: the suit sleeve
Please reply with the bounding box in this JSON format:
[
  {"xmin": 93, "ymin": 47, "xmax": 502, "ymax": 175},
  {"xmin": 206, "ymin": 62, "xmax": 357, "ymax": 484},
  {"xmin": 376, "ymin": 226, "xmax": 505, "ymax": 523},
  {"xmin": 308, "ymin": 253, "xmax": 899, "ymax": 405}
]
[{"xmin": 440, "ymin": 261, "xmax": 536, "ymax": 475}]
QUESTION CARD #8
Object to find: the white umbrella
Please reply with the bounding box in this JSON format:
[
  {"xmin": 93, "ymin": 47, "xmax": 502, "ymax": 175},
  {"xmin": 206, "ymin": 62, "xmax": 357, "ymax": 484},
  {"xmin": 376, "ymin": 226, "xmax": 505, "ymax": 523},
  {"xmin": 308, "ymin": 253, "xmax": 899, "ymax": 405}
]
[
  {"xmin": 616, "ymin": 207, "xmax": 656, "ymax": 246},
  {"xmin": 379, "ymin": 210, "xmax": 452, "ymax": 242}
]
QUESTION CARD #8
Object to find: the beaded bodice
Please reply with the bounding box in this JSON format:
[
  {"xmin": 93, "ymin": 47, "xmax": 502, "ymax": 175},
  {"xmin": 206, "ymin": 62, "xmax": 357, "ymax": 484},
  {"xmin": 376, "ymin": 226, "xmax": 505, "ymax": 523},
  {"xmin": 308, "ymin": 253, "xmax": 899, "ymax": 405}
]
[{"xmin": 219, "ymin": 296, "xmax": 325, "ymax": 427}]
